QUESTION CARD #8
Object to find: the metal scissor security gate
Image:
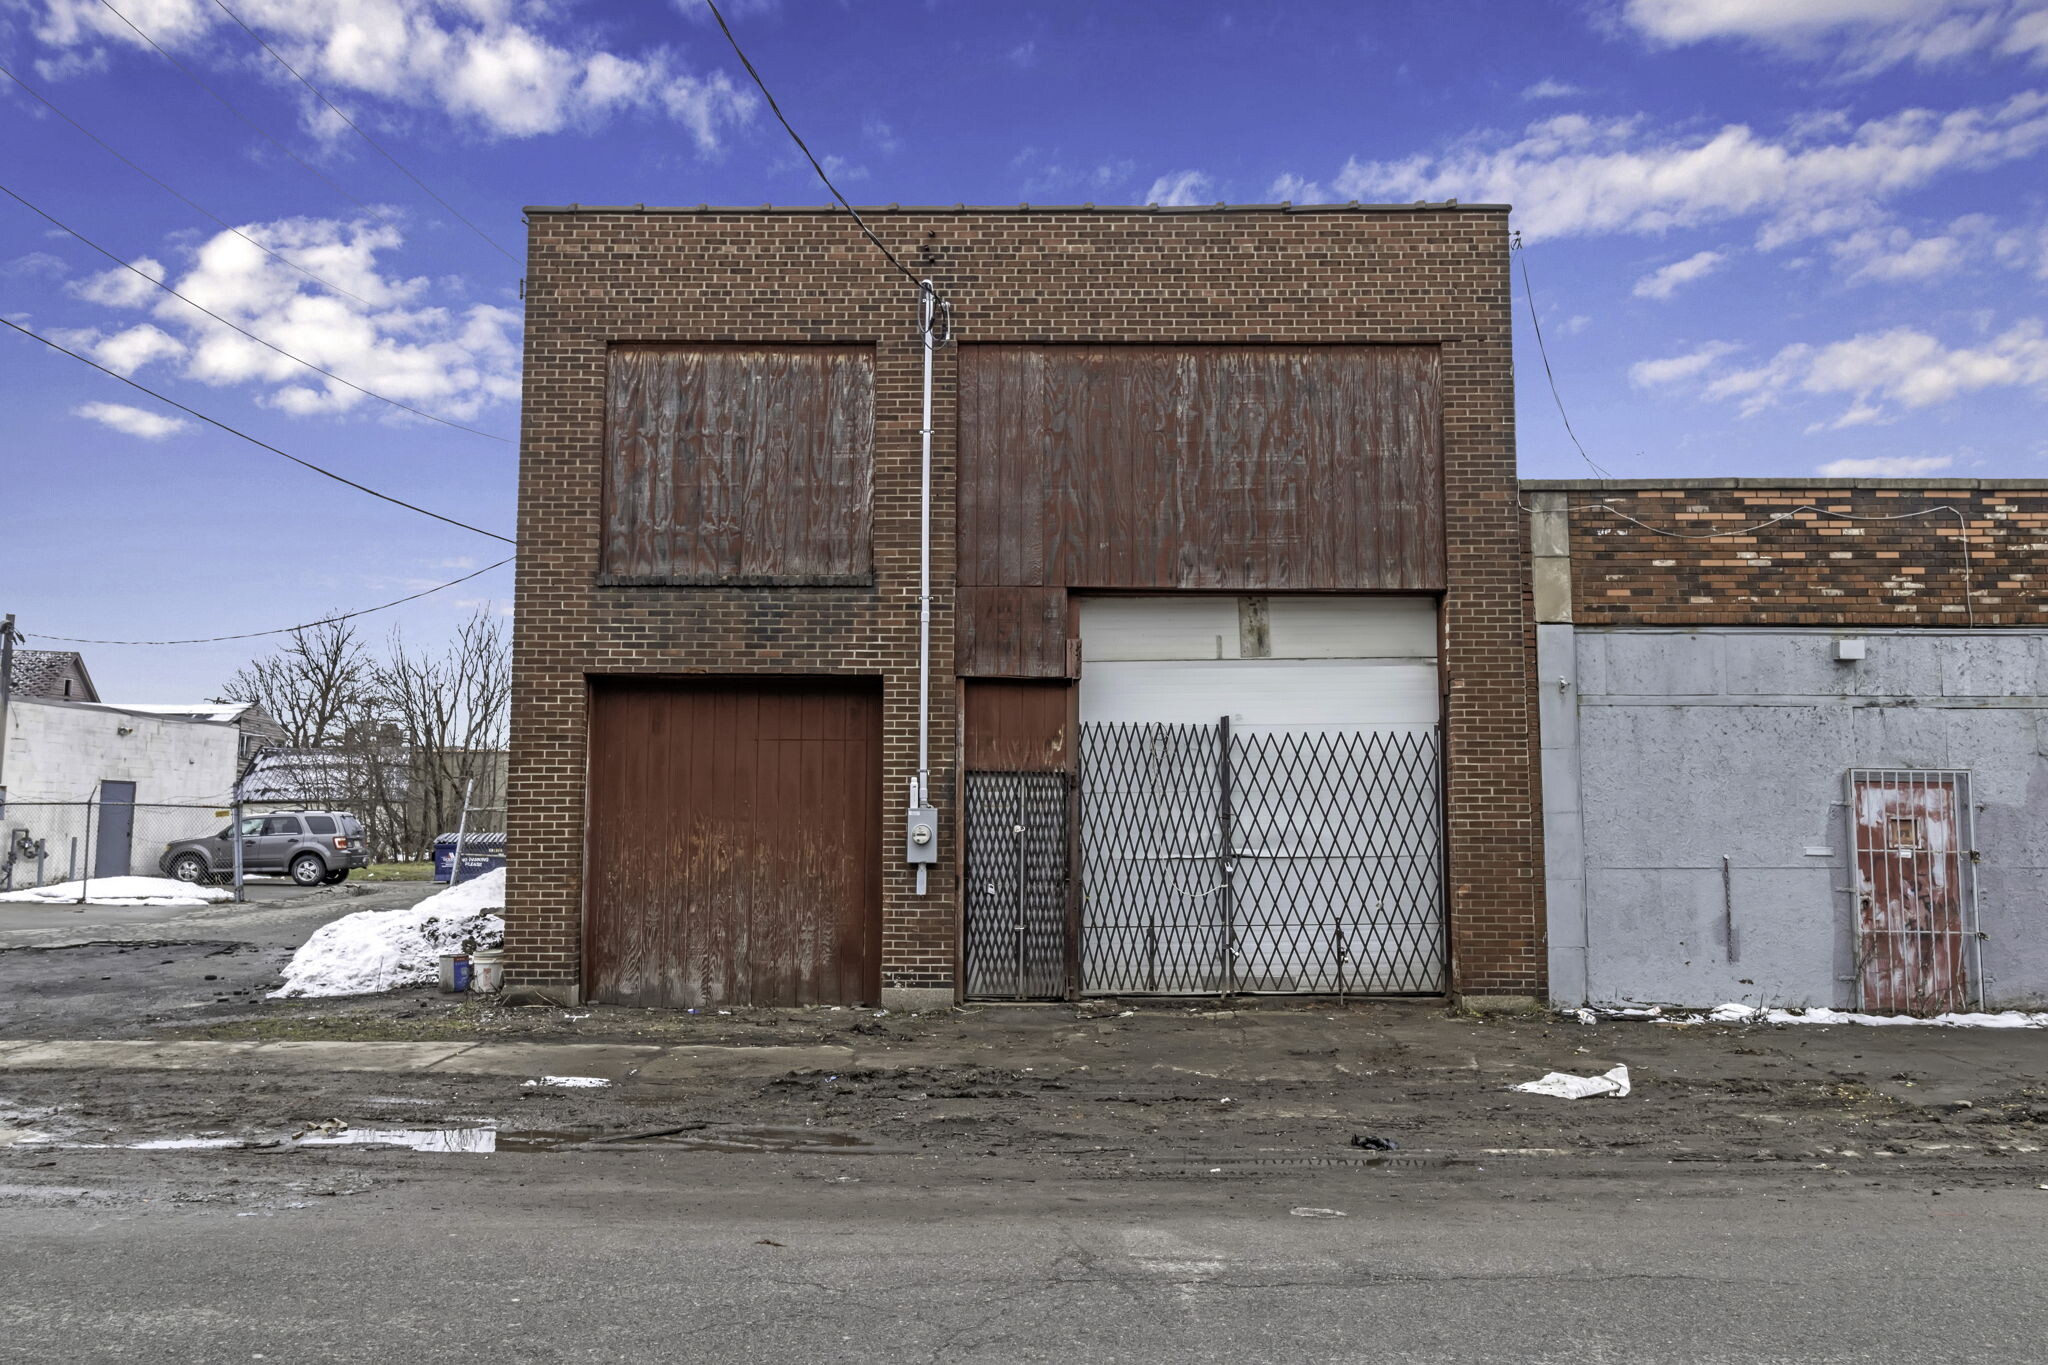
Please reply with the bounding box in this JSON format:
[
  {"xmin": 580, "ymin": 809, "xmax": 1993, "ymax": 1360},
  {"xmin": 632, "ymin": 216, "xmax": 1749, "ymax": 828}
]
[
  {"xmin": 963, "ymin": 772, "xmax": 1071, "ymax": 999},
  {"xmin": 1079, "ymin": 720, "xmax": 1444, "ymax": 995}
]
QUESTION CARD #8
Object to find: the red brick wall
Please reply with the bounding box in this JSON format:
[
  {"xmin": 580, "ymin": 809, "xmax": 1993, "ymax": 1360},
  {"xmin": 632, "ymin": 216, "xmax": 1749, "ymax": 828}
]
[
  {"xmin": 511, "ymin": 205, "xmax": 1541, "ymax": 999},
  {"xmin": 1530, "ymin": 481, "xmax": 2048, "ymax": 625}
]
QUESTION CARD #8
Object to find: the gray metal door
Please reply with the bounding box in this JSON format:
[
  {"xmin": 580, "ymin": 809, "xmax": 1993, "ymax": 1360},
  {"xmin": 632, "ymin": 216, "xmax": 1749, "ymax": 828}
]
[
  {"xmin": 1078, "ymin": 720, "xmax": 1444, "ymax": 995},
  {"xmin": 94, "ymin": 781, "xmax": 136, "ymax": 878},
  {"xmin": 963, "ymin": 772, "xmax": 1070, "ymax": 999}
]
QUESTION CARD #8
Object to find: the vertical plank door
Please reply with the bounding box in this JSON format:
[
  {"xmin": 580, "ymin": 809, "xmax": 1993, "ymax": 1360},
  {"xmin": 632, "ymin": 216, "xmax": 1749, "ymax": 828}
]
[{"xmin": 586, "ymin": 678, "xmax": 881, "ymax": 1007}]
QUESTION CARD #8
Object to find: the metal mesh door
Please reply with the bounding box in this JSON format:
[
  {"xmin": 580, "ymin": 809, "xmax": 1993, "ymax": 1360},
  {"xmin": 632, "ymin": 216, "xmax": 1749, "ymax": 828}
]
[
  {"xmin": 1848, "ymin": 768, "xmax": 1980, "ymax": 1014},
  {"xmin": 1078, "ymin": 721, "xmax": 1444, "ymax": 995},
  {"xmin": 963, "ymin": 772, "xmax": 1070, "ymax": 999}
]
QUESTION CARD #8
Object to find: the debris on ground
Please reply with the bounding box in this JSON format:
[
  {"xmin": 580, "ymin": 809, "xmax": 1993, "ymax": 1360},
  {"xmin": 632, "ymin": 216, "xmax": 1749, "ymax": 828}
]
[
  {"xmin": 1349, "ymin": 1134, "xmax": 1399, "ymax": 1151},
  {"xmin": 1513, "ymin": 1064, "xmax": 1632, "ymax": 1099},
  {"xmin": 522, "ymin": 1076, "xmax": 611, "ymax": 1089},
  {"xmin": 269, "ymin": 869, "xmax": 506, "ymax": 998},
  {"xmin": 1289, "ymin": 1207, "xmax": 1347, "ymax": 1218},
  {"xmin": 0, "ymin": 876, "xmax": 232, "ymax": 908}
]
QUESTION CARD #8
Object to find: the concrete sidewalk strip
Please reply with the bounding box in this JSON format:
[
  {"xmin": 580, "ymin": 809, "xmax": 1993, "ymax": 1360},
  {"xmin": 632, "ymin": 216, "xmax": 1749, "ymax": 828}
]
[
  {"xmin": 0, "ymin": 1038, "xmax": 856, "ymax": 1078},
  {"xmin": 423, "ymin": 1042, "xmax": 663, "ymax": 1078}
]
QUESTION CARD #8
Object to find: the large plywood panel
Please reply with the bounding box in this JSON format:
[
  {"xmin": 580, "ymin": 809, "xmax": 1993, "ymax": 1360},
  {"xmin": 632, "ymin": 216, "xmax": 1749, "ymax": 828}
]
[
  {"xmin": 957, "ymin": 345, "xmax": 1445, "ymax": 677},
  {"xmin": 603, "ymin": 346, "xmax": 874, "ymax": 585}
]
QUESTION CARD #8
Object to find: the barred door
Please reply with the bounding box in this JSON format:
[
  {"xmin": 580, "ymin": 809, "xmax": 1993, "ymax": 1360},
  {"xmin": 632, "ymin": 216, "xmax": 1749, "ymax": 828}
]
[
  {"xmin": 1078, "ymin": 721, "xmax": 1444, "ymax": 995},
  {"xmin": 963, "ymin": 772, "xmax": 1070, "ymax": 999}
]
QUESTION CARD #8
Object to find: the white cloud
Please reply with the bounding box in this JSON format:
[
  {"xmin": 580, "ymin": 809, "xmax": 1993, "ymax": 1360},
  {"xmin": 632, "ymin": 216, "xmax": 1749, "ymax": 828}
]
[
  {"xmin": 69, "ymin": 256, "xmax": 168, "ymax": 308},
  {"xmin": 1012, "ymin": 149, "xmax": 1139, "ymax": 200},
  {"xmin": 1268, "ymin": 172, "xmax": 1331, "ymax": 203},
  {"xmin": 72, "ymin": 400, "xmax": 188, "ymax": 439},
  {"xmin": 1828, "ymin": 221, "xmax": 1975, "ymax": 280},
  {"xmin": 1147, "ymin": 170, "xmax": 1215, "ymax": 207},
  {"xmin": 62, "ymin": 215, "xmax": 518, "ymax": 422},
  {"xmin": 1701, "ymin": 321, "xmax": 2048, "ymax": 423},
  {"xmin": 1618, "ymin": 0, "xmax": 2048, "ymax": 73},
  {"xmin": 1630, "ymin": 340, "xmax": 1741, "ymax": 386},
  {"xmin": 1008, "ymin": 40, "xmax": 1039, "ymax": 69},
  {"xmin": 2, "ymin": 250, "xmax": 69, "ymax": 279},
  {"xmin": 1633, "ymin": 249, "xmax": 1727, "ymax": 298},
  {"xmin": 1522, "ymin": 78, "xmax": 1587, "ymax": 98},
  {"xmin": 1331, "ymin": 94, "xmax": 2048, "ymax": 242},
  {"xmin": 1816, "ymin": 454, "xmax": 1956, "ymax": 474},
  {"xmin": 30, "ymin": 0, "xmax": 757, "ymax": 145}
]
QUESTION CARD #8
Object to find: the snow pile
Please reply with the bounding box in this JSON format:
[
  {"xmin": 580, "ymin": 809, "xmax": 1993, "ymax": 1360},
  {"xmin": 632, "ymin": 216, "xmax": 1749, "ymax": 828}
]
[
  {"xmin": 0, "ymin": 876, "xmax": 232, "ymax": 908},
  {"xmin": 1514, "ymin": 1064, "xmax": 1632, "ymax": 1099},
  {"xmin": 1701, "ymin": 1003, "xmax": 2048, "ymax": 1029},
  {"xmin": 521, "ymin": 1076, "xmax": 611, "ymax": 1089},
  {"xmin": 270, "ymin": 869, "xmax": 505, "ymax": 999}
]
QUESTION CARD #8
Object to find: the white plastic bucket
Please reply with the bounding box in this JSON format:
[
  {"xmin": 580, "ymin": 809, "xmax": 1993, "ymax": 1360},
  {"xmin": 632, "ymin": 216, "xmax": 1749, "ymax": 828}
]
[{"xmin": 468, "ymin": 951, "xmax": 504, "ymax": 993}]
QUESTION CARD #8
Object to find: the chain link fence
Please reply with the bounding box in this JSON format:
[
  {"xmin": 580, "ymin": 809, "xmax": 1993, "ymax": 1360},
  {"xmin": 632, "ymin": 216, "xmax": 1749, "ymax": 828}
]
[{"xmin": 0, "ymin": 798, "xmax": 238, "ymax": 894}]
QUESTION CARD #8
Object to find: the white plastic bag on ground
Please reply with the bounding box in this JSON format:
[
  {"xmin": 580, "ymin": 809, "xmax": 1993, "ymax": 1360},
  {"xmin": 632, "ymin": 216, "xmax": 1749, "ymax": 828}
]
[
  {"xmin": 270, "ymin": 869, "xmax": 506, "ymax": 998},
  {"xmin": 1514, "ymin": 1064, "xmax": 1631, "ymax": 1099}
]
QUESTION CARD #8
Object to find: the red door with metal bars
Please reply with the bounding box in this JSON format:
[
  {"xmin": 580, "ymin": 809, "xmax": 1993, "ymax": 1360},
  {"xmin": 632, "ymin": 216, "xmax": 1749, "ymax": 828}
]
[{"xmin": 1851, "ymin": 772, "xmax": 1975, "ymax": 1015}]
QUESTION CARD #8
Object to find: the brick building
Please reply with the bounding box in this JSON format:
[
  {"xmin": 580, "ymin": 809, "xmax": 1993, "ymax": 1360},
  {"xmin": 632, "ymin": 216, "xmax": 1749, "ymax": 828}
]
[
  {"xmin": 1530, "ymin": 478, "xmax": 2048, "ymax": 1013},
  {"xmin": 506, "ymin": 203, "xmax": 1542, "ymax": 1010}
]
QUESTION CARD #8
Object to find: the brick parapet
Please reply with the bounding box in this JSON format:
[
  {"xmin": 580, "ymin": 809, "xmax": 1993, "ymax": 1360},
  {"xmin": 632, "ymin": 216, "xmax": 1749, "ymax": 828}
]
[{"xmin": 1523, "ymin": 480, "xmax": 2048, "ymax": 627}]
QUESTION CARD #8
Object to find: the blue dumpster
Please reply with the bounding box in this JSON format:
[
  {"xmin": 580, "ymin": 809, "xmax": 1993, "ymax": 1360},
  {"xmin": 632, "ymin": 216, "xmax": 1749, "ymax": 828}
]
[{"xmin": 433, "ymin": 832, "xmax": 507, "ymax": 883}]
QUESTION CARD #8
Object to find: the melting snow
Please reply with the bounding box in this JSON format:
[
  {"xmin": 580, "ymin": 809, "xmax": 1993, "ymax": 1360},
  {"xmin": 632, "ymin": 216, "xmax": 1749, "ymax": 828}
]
[
  {"xmin": 269, "ymin": 869, "xmax": 505, "ymax": 998},
  {"xmin": 1699, "ymin": 1003, "xmax": 2048, "ymax": 1029},
  {"xmin": 0, "ymin": 876, "xmax": 231, "ymax": 908},
  {"xmin": 521, "ymin": 1076, "xmax": 611, "ymax": 1089}
]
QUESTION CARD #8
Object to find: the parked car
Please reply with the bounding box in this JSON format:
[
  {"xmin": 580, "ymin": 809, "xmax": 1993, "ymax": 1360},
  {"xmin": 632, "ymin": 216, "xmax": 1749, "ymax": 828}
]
[{"xmin": 160, "ymin": 811, "xmax": 370, "ymax": 887}]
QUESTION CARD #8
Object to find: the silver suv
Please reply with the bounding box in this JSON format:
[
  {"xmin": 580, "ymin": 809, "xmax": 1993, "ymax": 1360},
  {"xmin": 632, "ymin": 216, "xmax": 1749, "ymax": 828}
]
[{"xmin": 160, "ymin": 811, "xmax": 370, "ymax": 887}]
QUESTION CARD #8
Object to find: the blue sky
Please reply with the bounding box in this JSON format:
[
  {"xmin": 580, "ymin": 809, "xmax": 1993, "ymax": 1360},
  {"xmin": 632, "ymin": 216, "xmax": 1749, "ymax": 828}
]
[{"xmin": 4, "ymin": 0, "xmax": 2047, "ymax": 701}]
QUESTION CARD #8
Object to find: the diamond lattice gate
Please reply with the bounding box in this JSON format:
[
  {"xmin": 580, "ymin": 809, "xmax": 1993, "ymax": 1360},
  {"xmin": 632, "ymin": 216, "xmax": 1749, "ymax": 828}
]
[
  {"xmin": 962, "ymin": 772, "xmax": 1072, "ymax": 999},
  {"xmin": 1077, "ymin": 721, "xmax": 1445, "ymax": 995}
]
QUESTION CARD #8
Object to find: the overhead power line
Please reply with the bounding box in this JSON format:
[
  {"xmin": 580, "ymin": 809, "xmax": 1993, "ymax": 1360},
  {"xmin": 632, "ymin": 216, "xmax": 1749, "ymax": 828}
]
[
  {"xmin": 24, "ymin": 556, "xmax": 516, "ymax": 646},
  {"xmin": 0, "ymin": 59, "xmax": 373, "ymax": 308},
  {"xmin": 0, "ymin": 181, "xmax": 510, "ymax": 443},
  {"xmin": 94, "ymin": 0, "xmax": 401, "ymax": 232},
  {"xmin": 1, "ymin": 315, "xmax": 516, "ymax": 546},
  {"xmin": 699, "ymin": 0, "xmax": 927, "ymax": 293},
  {"xmin": 209, "ymin": 0, "xmax": 517, "ymax": 263},
  {"xmin": 1512, "ymin": 232, "xmax": 1611, "ymax": 480}
]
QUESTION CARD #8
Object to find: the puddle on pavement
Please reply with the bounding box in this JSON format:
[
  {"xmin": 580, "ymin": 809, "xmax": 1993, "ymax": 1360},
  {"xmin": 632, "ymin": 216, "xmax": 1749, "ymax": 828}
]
[
  {"xmin": 22, "ymin": 1123, "xmax": 879, "ymax": 1156},
  {"xmin": 296, "ymin": 1127, "xmax": 501, "ymax": 1154}
]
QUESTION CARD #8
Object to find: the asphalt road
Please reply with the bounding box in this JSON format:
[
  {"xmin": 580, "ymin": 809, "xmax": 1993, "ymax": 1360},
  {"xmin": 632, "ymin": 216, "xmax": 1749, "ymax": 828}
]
[
  {"xmin": 1, "ymin": 1157, "xmax": 2041, "ymax": 1363},
  {"xmin": 0, "ymin": 879, "xmax": 438, "ymax": 1038}
]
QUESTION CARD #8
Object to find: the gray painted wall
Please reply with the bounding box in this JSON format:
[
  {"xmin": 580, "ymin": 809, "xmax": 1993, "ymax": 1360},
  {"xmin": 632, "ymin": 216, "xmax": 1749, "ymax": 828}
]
[{"xmin": 1546, "ymin": 628, "xmax": 2048, "ymax": 1011}]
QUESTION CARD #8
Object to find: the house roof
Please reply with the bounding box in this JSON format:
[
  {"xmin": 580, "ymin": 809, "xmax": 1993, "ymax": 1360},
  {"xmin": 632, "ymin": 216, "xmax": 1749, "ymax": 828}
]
[
  {"xmin": 99, "ymin": 701, "xmax": 287, "ymax": 737},
  {"xmin": 6, "ymin": 649, "xmax": 98, "ymax": 702}
]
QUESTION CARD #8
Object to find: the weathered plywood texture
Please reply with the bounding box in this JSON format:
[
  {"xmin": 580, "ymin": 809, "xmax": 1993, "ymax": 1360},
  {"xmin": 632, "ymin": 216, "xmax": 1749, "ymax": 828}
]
[
  {"xmin": 602, "ymin": 346, "xmax": 875, "ymax": 585},
  {"xmin": 962, "ymin": 680, "xmax": 1073, "ymax": 772},
  {"xmin": 956, "ymin": 344, "xmax": 1443, "ymax": 676},
  {"xmin": 585, "ymin": 678, "xmax": 881, "ymax": 1008}
]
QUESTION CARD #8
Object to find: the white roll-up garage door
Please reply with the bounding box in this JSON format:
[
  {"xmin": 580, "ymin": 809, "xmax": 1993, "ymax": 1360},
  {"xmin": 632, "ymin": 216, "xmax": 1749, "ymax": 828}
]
[{"xmin": 1075, "ymin": 595, "xmax": 1446, "ymax": 995}]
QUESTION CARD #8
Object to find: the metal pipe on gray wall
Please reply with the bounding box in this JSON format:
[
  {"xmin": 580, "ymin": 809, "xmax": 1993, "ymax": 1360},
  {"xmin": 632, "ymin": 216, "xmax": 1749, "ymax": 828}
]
[{"xmin": 0, "ymin": 614, "xmax": 15, "ymax": 801}]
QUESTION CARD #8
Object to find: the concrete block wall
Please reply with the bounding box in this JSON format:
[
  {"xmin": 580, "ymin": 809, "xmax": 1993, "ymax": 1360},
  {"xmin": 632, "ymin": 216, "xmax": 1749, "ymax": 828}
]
[{"xmin": 509, "ymin": 204, "xmax": 1543, "ymax": 1003}]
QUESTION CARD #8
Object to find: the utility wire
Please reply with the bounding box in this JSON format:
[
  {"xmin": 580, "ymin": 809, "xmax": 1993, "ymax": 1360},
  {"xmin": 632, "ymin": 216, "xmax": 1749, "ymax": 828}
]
[
  {"xmin": 0, "ymin": 59, "xmax": 373, "ymax": 308},
  {"xmin": 94, "ymin": 0, "xmax": 401, "ymax": 232},
  {"xmin": 1513, "ymin": 232, "xmax": 1611, "ymax": 479},
  {"xmin": 208, "ymin": 0, "xmax": 517, "ymax": 263},
  {"xmin": 1, "ymin": 315, "xmax": 517, "ymax": 546},
  {"xmin": 699, "ymin": 0, "xmax": 929, "ymax": 294},
  {"xmin": 25, "ymin": 556, "xmax": 515, "ymax": 645},
  {"xmin": 1, "ymin": 181, "xmax": 511, "ymax": 442}
]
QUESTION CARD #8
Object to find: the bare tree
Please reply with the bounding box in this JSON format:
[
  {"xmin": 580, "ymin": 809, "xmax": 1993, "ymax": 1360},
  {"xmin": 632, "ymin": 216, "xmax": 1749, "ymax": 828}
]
[
  {"xmin": 379, "ymin": 610, "xmax": 511, "ymax": 855},
  {"xmin": 220, "ymin": 620, "xmax": 378, "ymax": 748}
]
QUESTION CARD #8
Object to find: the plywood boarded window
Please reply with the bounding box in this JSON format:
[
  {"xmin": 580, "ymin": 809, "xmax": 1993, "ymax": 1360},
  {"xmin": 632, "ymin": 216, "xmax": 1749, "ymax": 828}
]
[{"xmin": 602, "ymin": 345, "xmax": 875, "ymax": 585}]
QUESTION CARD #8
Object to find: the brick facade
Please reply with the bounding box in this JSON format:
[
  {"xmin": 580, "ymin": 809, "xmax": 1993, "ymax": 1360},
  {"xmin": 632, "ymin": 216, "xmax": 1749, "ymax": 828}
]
[
  {"xmin": 509, "ymin": 204, "xmax": 1543, "ymax": 1002},
  {"xmin": 1528, "ymin": 479, "xmax": 2048, "ymax": 626}
]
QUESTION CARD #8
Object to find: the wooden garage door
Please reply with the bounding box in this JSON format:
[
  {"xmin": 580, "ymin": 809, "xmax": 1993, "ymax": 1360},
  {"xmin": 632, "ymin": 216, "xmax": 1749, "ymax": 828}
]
[{"xmin": 586, "ymin": 678, "xmax": 881, "ymax": 1008}]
